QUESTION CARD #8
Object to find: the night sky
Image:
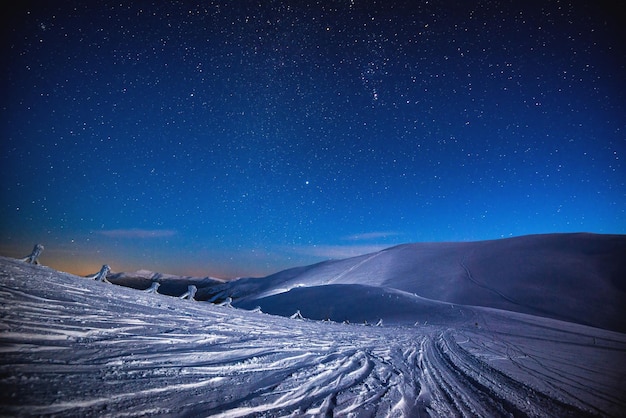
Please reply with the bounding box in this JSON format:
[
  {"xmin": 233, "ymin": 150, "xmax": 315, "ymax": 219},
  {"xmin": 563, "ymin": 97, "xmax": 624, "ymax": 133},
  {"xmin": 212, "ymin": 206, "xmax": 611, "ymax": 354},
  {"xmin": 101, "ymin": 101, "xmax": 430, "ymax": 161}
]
[{"xmin": 1, "ymin": 1, "xmax": 625, "ymax": 278}]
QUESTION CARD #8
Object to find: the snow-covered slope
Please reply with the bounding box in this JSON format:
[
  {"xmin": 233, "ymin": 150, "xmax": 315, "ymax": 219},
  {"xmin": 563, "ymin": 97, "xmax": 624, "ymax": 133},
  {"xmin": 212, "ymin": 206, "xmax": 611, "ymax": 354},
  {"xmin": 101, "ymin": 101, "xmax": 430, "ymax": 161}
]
[
  {"xmin": 1, "ymin": 256, "xmax": 625, "ymax": 416},
  {"xmin": 208, "ymin": 233, "xmax": 626, "ymax": 332}
]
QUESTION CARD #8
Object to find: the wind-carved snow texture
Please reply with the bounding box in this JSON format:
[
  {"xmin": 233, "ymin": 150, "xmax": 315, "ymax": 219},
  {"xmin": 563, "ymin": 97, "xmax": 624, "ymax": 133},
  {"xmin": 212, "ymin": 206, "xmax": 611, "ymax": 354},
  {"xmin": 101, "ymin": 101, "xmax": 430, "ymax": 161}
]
[{"xmin": 1, "ymin": 256, "xmax": 625, "ymax": 417}]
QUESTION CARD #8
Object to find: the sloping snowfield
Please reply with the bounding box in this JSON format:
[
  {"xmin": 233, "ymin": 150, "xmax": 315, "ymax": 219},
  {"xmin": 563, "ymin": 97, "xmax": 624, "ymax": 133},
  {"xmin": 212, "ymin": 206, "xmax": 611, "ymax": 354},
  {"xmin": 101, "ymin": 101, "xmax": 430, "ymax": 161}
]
[
  {"xmin": 1, "ymin": 256, "xmax": 625, "ymax": 417},
  {"xmin": 202, "ymin": 233, "xmax": 626, "ymax": 333}
]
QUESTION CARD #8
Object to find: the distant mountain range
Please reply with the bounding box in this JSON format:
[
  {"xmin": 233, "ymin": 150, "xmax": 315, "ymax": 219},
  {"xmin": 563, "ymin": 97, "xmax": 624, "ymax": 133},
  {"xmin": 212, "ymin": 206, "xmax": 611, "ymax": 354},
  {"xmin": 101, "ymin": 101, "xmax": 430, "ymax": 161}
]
[{"xmin": 109, "ymin": 233, "xmax": 626, "ymax": 333}]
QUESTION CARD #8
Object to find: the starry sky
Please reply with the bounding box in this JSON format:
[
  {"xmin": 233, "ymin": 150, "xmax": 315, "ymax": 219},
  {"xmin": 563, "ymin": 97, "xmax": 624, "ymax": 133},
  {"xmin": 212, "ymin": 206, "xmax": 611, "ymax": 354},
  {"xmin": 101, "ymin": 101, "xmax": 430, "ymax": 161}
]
[{"xmin": 1, "ymin": 1, "xmax": 625, "ymax": 278}]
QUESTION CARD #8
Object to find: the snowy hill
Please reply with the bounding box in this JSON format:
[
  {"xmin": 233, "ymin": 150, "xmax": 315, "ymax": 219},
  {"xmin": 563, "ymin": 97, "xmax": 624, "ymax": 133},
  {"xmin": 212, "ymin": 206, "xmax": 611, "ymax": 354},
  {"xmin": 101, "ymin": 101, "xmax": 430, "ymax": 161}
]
[
  {"xmin": 204, "ymin": 233, "xmax": 626, "ymax": 332},
  {"xmin": 1, "ymin": 255, "xmax": 625, "ymax": 416}
]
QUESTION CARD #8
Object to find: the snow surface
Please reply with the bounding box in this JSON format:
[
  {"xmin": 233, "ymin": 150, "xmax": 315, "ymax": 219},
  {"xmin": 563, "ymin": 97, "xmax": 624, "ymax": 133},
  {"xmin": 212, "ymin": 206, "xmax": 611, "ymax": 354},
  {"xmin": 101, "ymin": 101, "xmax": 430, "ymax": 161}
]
[{"xmin": 1, "ymin": 248, "xmax": 625, "ymax": 416}]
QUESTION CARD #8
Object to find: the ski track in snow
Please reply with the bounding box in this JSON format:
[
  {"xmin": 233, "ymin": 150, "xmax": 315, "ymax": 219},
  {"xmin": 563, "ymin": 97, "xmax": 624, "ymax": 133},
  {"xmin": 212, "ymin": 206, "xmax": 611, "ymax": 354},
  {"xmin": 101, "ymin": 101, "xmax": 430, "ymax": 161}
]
[
  {"xmin": 256, "ymin": 252, "xmax": 384, "ymax": 299},
  {"xmin": 327, "ymin": 252, "xmax": 384, "ymax": 284},
  {"xmin": 1, "ymin": 258, "xmax": 625, "ymax": 417}
]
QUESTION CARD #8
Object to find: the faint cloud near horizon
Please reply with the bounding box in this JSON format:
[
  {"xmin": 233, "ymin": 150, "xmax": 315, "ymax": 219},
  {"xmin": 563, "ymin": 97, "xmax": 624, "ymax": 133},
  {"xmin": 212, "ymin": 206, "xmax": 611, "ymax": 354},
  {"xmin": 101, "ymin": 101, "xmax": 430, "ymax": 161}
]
[
  {"xmin": 288, "ymin": 244, "xmax": 392, "ymax": 260},
  {"xmin": 283, "ymin": 231, "xmax": 403, "ymax": 260},
  {"xmin": 341, "ymin": 231, "xmax": 402, "ymax": 241},
  {"xmin": 96, "ymin": 229, "xmax": 177, "ymax": 239}
]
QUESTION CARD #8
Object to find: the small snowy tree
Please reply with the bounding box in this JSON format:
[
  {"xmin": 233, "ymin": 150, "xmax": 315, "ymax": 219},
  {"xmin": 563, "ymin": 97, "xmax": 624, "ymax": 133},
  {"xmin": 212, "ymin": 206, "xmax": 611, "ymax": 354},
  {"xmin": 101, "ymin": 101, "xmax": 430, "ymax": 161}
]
[
  {"xmin": 90, "ymin": 265, "xmax": 111, "ymax": 283},
  {"xmin": 21, "ymin": 244, "xmax": 44, "ymax": 265},
  {"xmin": 290, "ymin": 310, "xmax": 304, "ymax": 320},
  {"xmin": 144, "ymin": 281, "xmax": 160, "ymax": 294},
  {"xmin": 179, "ymin": 285, "xmax": 197, "ymax": 301},
  {"xmin": 217, "ymin": 297, "xmax": 233, "ymax": 308}
]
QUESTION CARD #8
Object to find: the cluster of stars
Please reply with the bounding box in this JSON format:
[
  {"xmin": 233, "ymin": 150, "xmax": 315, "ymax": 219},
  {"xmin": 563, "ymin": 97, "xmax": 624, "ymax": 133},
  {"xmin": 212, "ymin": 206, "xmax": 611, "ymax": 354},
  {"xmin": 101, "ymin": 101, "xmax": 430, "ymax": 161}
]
[{"xmin": 0, "ymin": 1, "xmax": 624, "ymax": 277}]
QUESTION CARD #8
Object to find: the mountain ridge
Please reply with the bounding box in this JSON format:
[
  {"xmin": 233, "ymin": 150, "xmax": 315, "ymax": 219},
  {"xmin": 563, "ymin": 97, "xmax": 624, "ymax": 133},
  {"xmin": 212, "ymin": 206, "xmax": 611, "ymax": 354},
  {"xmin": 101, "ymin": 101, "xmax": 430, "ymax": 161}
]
[{"xmin": 108, "ymin": 233, "xmax": 626, "ymax": 332}]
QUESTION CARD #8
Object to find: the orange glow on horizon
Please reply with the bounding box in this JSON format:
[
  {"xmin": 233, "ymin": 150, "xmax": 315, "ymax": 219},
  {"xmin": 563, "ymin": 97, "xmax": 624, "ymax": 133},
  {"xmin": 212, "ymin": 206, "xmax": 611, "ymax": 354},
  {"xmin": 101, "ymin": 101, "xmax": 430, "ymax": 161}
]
[
  {"xmin": 46, "ymin": 255, "xmax": 265, "ymax": 281},
  {"xmin": 1, "ymin": 244, "xmax": 292, "ymax": 281}
]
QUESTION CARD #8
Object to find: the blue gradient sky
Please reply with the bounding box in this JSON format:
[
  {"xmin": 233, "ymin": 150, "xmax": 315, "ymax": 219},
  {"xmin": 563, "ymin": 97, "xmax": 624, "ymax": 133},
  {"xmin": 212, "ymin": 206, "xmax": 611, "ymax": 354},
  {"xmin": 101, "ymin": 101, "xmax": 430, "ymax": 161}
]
[{"xmin": 1, "ymin": 1, "xmax": 625, "ymax": 278}]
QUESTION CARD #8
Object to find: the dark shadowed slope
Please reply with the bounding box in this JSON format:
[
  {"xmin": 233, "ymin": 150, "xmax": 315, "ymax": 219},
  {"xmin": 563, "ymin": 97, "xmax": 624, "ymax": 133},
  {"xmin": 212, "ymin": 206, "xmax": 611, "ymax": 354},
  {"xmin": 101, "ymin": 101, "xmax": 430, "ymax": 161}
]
[
  {"xmin": 106, "ymin": 269, "xmax": 224, "ymax": 297},
  {"xmin": 208, "ymin": 233, "xmax": 626, "ymax": 332},
  {"xmin": 233, "ymin": 284, "xmax": 474, "ymax": 326}
]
